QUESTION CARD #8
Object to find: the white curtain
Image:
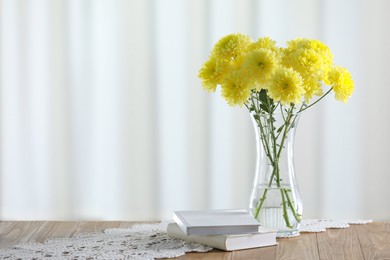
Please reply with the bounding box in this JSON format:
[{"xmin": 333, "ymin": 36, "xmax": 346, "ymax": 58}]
[{"xmin": 1, "ymin": 0, "xmax": 389, "ymax": 221}]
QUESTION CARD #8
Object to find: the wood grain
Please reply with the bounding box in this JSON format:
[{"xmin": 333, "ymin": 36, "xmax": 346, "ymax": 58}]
[
  {"xmin": 0, "ymin": 221, "xmax": 44, "ymax": 249},
  {"xmin": 355, "ymin": 222, "xmax": 390, "ymax": 259},
  {"xmin": 1, "ymin": 221, "xmax": 389, "ymax": 259},
  {"xmin": 31, "ymin": 221, "xmax": 85, "ymax": 243},
  {"xmin": 169, "ymin": 246, "xmax": 276, "ymax": 260},
  {"xmin": 317, "ymin": 225, "xmax": 365, "ymax": 260},
  {"xmin": 277, "ymin": 233, "xmax": 320, "ymax": 260}
]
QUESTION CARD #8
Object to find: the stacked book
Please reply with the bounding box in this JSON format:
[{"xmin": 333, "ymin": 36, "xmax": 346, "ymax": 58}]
[{"xmin": 167, "ymin": 209, "xmax": 277, "ymax": 251}]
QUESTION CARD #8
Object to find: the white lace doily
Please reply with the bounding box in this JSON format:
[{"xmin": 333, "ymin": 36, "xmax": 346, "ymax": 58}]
[
  {"xmin": 0, "ymin": 222, "xmax": 212, "ymax": 260},
  {"xmin": 278, "ymin": 219, "xmax": 373, "ymax": 238},
  {"xmin": 0, "ymin": 219, "xmax": 372, "ymax": 259}
]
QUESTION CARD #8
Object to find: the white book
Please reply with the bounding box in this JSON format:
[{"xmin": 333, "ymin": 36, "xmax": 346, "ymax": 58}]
[
  {"xmin": 167, "ymin": 223, "xmax": 277, "ymax": 251},
  {"xmin": 173, "ymin": 209, "xmax": 262, "ymax": 235}
]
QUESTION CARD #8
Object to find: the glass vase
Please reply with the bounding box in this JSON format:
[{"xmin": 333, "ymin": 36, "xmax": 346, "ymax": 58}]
[{"xmin": 249, "ymin": 111, "xmax": 303, "ymax": 236}]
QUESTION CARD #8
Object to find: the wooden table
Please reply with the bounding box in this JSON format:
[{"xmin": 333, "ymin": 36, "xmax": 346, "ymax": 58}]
[{"xmin": 0, "ymin": 221, "xmax": 389, "ymax": 259}]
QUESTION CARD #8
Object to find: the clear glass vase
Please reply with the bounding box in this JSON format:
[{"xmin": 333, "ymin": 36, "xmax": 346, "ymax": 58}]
[{"xmin": 249, "ymin": 111, "xmax": 303, "ymax": 236}]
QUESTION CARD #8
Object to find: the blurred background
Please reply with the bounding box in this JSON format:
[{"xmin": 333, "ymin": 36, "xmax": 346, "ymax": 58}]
[{"xmin": 0, "ymin": 0, "xmax": 389, "ymax": 221}]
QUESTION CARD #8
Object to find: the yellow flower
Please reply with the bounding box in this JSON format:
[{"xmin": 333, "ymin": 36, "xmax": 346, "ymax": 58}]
[
  {"xmin": 198, "ymin": 35, "xmax": 353, "ymax": 109},
  {"xmin": 312, "ymin": 40, "xmax": 334, "ymax": 75},
  {"xmin": 248, "ymin": 37, "xmax": 280, "ymax": 54},
  {"xmin": 267, "ymin": 67, "xmax": 304, "ymax": 105},
  {"xmin": 198, "ymin": 57, "xmax": 226, "ymax": 92},
  {"xmin": 240, "ymin": 49, "xmax": 279, "ymax": 89},
  {"xmin": 283, "ymin": 38, "xmax": 333, "ymax": 81},
  {"xmin": 221, "ymin": 70, "xmax": 251, "ymax": 106},
  {"xmin": 286, "ymin": 38, "xmax": 332, "ymax": 60},
  {"xmin": 211, "ymin": 33, "xmax": 253, "ymax": 62},
  {"xmin": 302, "ymin": 77, "xmax": 323, "ymax": 103},
  {"xmin": 327, "ymin": 66, "xmax": 354, "ymax": 103},
  {"xmin": 283, "ymin": 48, "xmax": 319, "ymax": 77}
]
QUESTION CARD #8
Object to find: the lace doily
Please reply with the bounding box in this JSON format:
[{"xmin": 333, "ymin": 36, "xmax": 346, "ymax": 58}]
[
  {"xmin": 0, "ymin": 219, "xmax": 372, "ymax": 259},
  {"xmin": 278, "ymin": 219, "xmax": 373, "ymax": 238},
  {"xmin": 0, "ymin": 222, "xmax": 212, "ymax": 260}
]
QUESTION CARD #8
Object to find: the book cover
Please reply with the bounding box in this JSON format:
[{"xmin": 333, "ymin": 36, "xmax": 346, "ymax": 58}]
[
  {"xmin": 173, "ymin": 209, "xmax": 262, "ymax": 235},
  {"xmin": 167, "ymin": 223, "xmax": 277, "ymax": 251}
]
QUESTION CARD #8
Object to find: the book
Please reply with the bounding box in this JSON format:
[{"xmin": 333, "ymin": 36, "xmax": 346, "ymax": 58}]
[
  {"xmin": 167, "ymin": 223, "xmax": 277, "ymax": 251},
  {"xmin": 173, "ymin": 209, "xmax": 261, "ymax": 235}
]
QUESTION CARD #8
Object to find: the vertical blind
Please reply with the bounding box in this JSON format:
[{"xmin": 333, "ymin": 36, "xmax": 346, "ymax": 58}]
[{"xmin": 1, "ymin": 0, "xmax": 389, "ymax": 221}]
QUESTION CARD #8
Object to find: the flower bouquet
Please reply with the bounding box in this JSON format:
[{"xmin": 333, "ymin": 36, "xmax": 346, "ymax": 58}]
[{"xmin": 198, "ymin": 34, "xmax": 354, "ymax": 235}]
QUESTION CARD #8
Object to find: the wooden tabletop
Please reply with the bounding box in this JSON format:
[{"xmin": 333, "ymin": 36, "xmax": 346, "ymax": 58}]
[{"xmin": 0, "ymin": 221, "xmax": 389, "ymax": 259}]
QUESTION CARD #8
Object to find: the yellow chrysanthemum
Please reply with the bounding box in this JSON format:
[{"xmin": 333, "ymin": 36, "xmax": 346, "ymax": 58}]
[
  {"xmin": 211, "ymin": 33, "xmax": 253, "ymax": 61},
  {"xmin": 311, "ymin": 40, "xmax": 334, "ymax": 76},
  {"xmin": 267, "ymin": 67, "xmax": 304, "ymax": 105},
  {"xmin": 327, "ymin": 66, "xmax": 354, "ymax": 103},
  {"xmin": 198, "ymin": 35, "xmax": 353, "ymax": 109},
  {"xmin": 221, "ymin": 71, "xmax": 251, "ymax": 106},
  {"xmin": 248, "ymin": 37, "xmax": 280, "ymax": 55},
  {"xmin": 240, "ymin": 49, "xmax": 279, "ymax": 89},
  {"xmin": 285, "ymin": 38, "xmax": 332, "ymax": 60},
  {"xmin": 283, "ymin": 38, "xmax": 333, "ymax": 81},
  {"xmin": 283, "ymin": 48, "xmax": 320, "ymax": 77},
  {"xmin": 198, "ymin": 58, "xmax": 225, "ymax": 92},
  {"xmin": 302, "ymin": 77, "xmax": 323, "ymax": 103}
]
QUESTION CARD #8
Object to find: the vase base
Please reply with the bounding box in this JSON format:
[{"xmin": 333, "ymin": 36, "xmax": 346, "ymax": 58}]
[
  {"xmin": 276, "ymin": 229, "xmax": 299, "ymax": 238},
  {"xmin": 252, "ymin": 206, "xmax": 301, "ymax": 234}
]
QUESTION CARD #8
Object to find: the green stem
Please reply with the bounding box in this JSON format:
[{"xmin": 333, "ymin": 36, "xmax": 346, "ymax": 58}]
[
  {"xmin": 252, "ymin": 137, "xmax": 274, "ymax": 219},
  {"xmin": 280, "ymin": 188, "xmax": 292, "ymax": 228},
  {"xmin": 275, "ymin": 106, "xmax": 295, "ymax": 228},
  {"xmin": 298, "ymin": 87, "xmax": 333, "ymax": 113},
  {"xmin": 253, "ymin": 163, "xmax": 278, "ymax": 219},
  {"xmin": 250, "ymin": 99, "xmax": 273, "ymax": 163},
  {"xmin": 283, "ymin": 188, "xmax": 302, "ymax": 222},
  {"xmin": 266, "ymin": 95, "xmax": 278, "ymax": 161},
  {"xmin": 285, "ymin": 103, "xmax": 304, "ymax": 134},
  {"xmin": 277, "ymin": 105, "xmax": 304, "ymax": 227},
  {"xmin": 253, "ymin": 188, "xmax": 267, "ymax": 219},
  {"xmin": 253, "ymin": 94, "xmax": 278, "ymax": 219},
  {"xmin": 276, "ymin": 104, "xmax": 294, "ymax": 160},
  {"xmin": 254, "ymin": 103, "xmax": 288, "ymax": 219}
]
